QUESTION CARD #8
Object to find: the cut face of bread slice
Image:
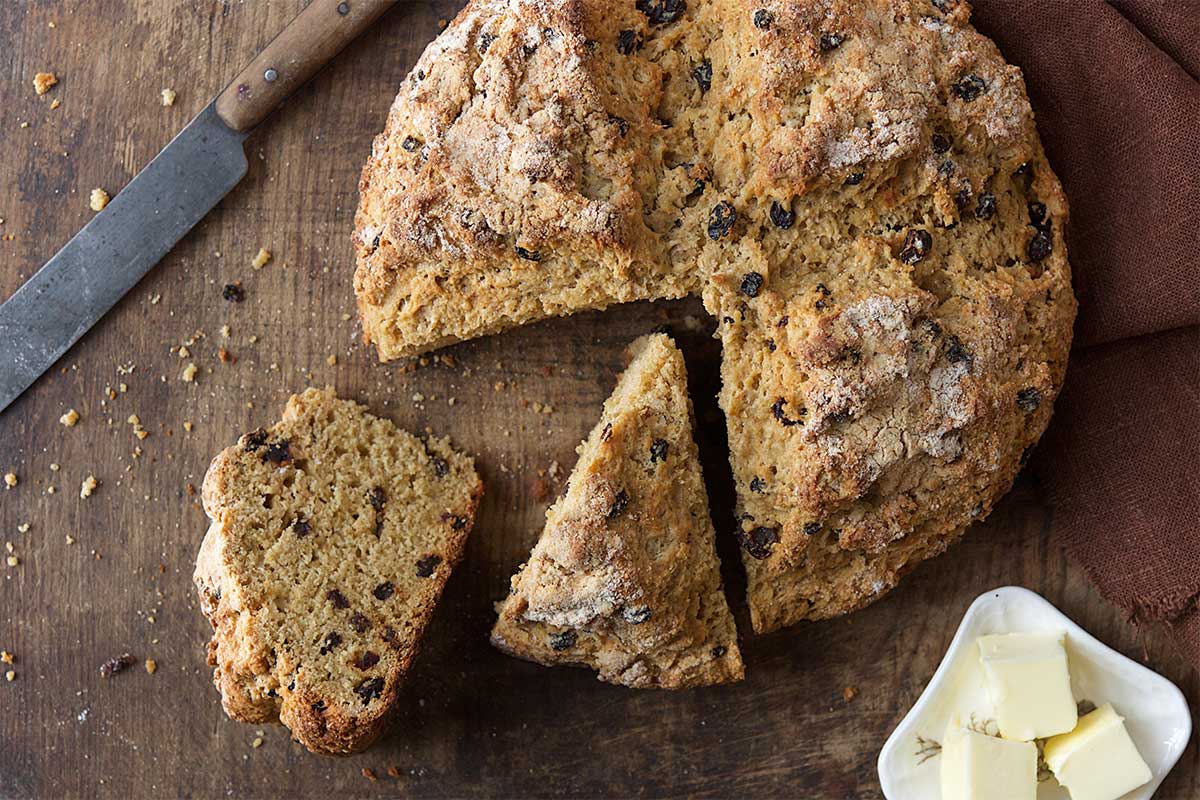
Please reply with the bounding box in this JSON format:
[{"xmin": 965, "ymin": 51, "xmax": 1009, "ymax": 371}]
[
  {"xmin": 194, "ymin": 388, "xmax": 482, "ymax": 754},
  {"xmin": 356, "ymin": 0, "xmax": 1075, "ymax": 629},
  {"xmin": 492, "ymin": 334, "xmax": 743, "ymax": 688}
]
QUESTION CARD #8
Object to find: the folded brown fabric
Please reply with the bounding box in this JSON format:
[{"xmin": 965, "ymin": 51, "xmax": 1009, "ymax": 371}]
[{"xmin": 969, "ymin": 0, "xmax": 1200, "ymax": 663}]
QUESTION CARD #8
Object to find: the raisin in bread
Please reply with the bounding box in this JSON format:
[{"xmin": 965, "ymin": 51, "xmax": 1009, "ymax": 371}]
[
  {"xmin": 194, "ymin": 388, "xmax": 482, "ymax": 754},
  {"xmin": 492, "ymin": 334, "xmax": 743, "ymax": 688},
  {"xmin": 355, "ymin": 0, "xmax": 1074, "ymax": 631}
]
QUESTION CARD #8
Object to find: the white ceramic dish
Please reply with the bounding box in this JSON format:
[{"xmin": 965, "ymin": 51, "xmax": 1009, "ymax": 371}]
[{"xmin": 878, "ymin": 586, "xmax": 1191, "ymax": 800}]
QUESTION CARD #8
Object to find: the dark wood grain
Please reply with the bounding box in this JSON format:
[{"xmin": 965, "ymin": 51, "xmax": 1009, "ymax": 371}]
[{"xmin": 0, "ymin": 2, "xmax": 1194, "ymax": 798}]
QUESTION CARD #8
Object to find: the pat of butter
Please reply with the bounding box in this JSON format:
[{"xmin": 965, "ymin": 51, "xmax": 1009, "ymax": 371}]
[
  {"xmin": 1044, "ymin": 703, "xmax": 1152, "ymax": 800},
  {"xmin": 978, "ymin": 631, "xmax": 1077, "ymax": 740},
  {"xmin": 940, "ymin": 718, "xmax": 1038, "ymax": 800}
]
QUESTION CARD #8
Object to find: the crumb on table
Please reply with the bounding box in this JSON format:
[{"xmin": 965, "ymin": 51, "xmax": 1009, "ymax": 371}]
[
  {"xmin": 251, "ymin": 247, "xmax": 272, "ymax": 269},
  {"xmin": 89, "ymin": 188, "xmax": 110, "ymax": 212},
  {"xmin": 4, "ymin": 472, "xmax": 17, "ymax": 489},
  {"xmin": 160, "ymin": 88, "xmax": 176, "ymax": 107},
  {"xmin": 33, "ymin": 72, "xmax": 57, "ymax": 95},
  {"xmin": 59, "ymin": 408, "xmax": 80, "ymax": 427},
  {"xmin": 80, "ymin": 475, "xmax": 97, "ymax": 499}
]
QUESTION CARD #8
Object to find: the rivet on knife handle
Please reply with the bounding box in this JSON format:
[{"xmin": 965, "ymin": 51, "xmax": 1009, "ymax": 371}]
[{"xmin": 215, "ymin": 0, "xmax": 399, "ymax": 133}]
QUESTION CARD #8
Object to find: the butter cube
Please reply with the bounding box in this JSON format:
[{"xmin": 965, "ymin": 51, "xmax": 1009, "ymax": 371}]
[
  {"xmin": 941, "ymin": 719, "xmax": 1038, "ymax": 800},
  {"xmin": 978, "ymin": 631, "xmax": 1077, "ymax": 740},
  {"xmin": 1044, "ymin": 704, "xmax": 1152, "ymax": 800}
]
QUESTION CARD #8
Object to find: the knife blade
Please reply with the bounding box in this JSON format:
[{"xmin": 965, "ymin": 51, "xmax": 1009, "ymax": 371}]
[
  {"xmin": 0, "ymin": 0, "xmax": 398, "ymax": 414},
  {"xmin": 0, "ymin": 104, "xmax": 247, "ymax": 413}
]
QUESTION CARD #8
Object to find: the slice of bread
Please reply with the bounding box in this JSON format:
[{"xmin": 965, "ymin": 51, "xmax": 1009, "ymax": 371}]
[
  {"xmin": 194, "ymin": 388, "xmax": 483, "ymax": 754},
  {"xmin": 492, "ymin": 334, "xmax": 743, "ymax": 688}
]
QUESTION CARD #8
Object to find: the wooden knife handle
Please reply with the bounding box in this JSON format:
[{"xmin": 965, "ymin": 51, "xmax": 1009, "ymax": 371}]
[{"xmin": 216, "ymin": 0, "xmax": 398, "ymax": 132}]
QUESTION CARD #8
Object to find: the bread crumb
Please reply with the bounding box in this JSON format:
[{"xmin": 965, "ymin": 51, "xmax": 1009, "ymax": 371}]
[
  {"xmin": 33, "ymin": 72, "xmax": 58, "ymax": 95},
  {"xmin": 183, "ymin": 421, "xmax": 193, "ymax": 432},
  {"xmin": 251, "ymin": 737, "xmax": 263, "ymax": 749},
  {"xmin": 145, "ymin": 659, "xmax": 157, "ymax": 674},
  {"xmin": 50, "ymin": 97, "xmax": 61, "ymax": 110},
  {"xmin": 127, "ymin": 415, "xmax": 149, "ymax": 440},
  {"xmin": 386, "ymin": 766, "xmax": 402, "ymax": 778},
  {"xmin": 4, "ymin": 670, "xmax": 13, "ymax": 681},
  {"xmin": 0, "ymin": 651, "xmax": 12, "ymax": 665},
  {"xmin": 361, "ymin": 768, "xmax": 377, "ymax": 782},
  {"xmin": 49, "ymin": 463, "xmax": 60, "ymax": 472},
  {"xmin": 59, "ymin": 408, "xmax": 80, "ymax": 427},
  {"xmin": 4, "ymin": 472, "xmax": 17, "ymax": 489},
  {"xmin": 180, "ymin": 362, "xmax": 198, "ymax": 382},
  {"xmin": 220, "ymin": 325, "xmax": 231, "ymax": 338},
  {"xmin": 89, "ymin": 188, "xmax": 110, "ymax": 211},
  {"xmin": 5, "ymin": 556, "xmax": 17, "ymax": 567},
  {"xmin": 17, "ymin": 523, "xmax": 29, "ymax": 533},
  {"xmin": 842, "ymin": 685, "xmax": 857, "ymax": 702},
  {"xmin": 160, "ymin": 88, "xmax": 176, "ymax": 107},
  {"xmin": 251, "ymin": 247, "xmax": 272, "ymax": 269},
  {"xmin": 326, "ymin": 354, "xmax": 337, "ymax": 366},
  {"xmin": 80, "ymin": 475, "xmax": 98, "ymax": 499},
  {"xmin": 218, "ymin": 348, "xmax": 235, "ymax": 364}
]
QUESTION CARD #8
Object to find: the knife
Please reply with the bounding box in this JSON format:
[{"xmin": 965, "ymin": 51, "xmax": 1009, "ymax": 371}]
[{"xmin": 0, "ymin": 0, "xmax": 398, "ymax": 414}]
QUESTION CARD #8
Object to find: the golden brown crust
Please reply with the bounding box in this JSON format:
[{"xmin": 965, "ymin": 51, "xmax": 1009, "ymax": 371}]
[
  {"xmin": 492, "ymin": 335, "xmax": 744, "ymax": 687},
  {"xmin": 194, "ymin": 388, "xmax": 483, "ymax": 754},
  {"xmin": 356, "ymin": 0, "xmax": 1075, "ymax": 630}
]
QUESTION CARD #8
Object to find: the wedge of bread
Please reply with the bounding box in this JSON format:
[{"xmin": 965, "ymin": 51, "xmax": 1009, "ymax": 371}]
[
  {"xmin": 194, "ymin": 388, "xmax": 482, "ymax": 754},
  {"xmin": 493, "ymin": 334, "xmax": 743, "ymax": 688}
]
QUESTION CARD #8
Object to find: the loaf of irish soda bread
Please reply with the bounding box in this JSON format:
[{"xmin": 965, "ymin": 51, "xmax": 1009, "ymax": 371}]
[
  {"xmin": 492, "ymin": 334, "xmax": 743, "ymax": 688},
  {"xmin": 194, "ymin": 388, "xmax": 482, "ymax": 754},
  {"xmin": 356, "ymin": 0, "xmax": 1074, "ymax": 631}
]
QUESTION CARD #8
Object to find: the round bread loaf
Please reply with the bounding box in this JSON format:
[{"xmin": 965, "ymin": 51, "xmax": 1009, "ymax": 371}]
[{"xmin": 354, "ymin": 0, "xmax": 1074, "ymax": 631}]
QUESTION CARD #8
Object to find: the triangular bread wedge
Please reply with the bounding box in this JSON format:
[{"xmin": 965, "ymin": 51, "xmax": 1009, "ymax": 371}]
[
  {"xmin": 195, "ymin": 388, "xmax": 482, "ymax": 754},
  {"xmin": 492, "ymin": 334, "xmax": 743, "ymax": 688}
]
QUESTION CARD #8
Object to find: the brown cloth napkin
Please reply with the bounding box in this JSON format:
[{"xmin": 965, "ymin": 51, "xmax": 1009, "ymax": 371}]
[{"xmin": 968, "ymin": 1, "xmax": 1200, "ymax": 663}]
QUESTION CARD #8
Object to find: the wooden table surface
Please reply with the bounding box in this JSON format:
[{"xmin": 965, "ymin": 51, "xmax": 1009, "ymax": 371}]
[{"xmin": 0, "ymin": 2, "xmax": 1195, "ymax": 798}]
